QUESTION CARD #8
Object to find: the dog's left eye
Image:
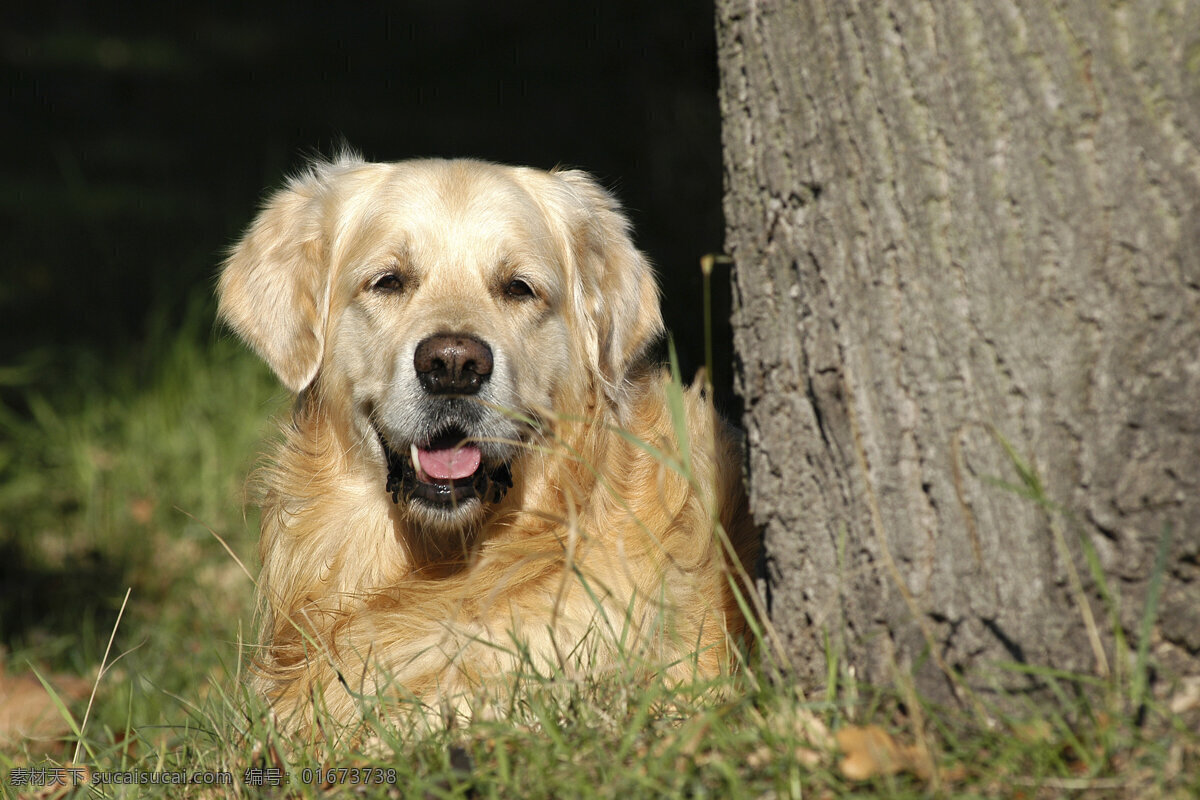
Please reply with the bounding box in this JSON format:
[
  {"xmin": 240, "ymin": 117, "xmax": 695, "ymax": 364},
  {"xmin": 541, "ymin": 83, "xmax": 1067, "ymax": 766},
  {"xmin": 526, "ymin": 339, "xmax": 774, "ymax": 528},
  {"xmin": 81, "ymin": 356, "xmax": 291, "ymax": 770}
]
[
  {"xmin": 505, "ymin": 278, "xmax": 535, "ymax": 299},
  {"xmin": 372, "ymin": 274, "xmax": 405, "ymax": 293}
]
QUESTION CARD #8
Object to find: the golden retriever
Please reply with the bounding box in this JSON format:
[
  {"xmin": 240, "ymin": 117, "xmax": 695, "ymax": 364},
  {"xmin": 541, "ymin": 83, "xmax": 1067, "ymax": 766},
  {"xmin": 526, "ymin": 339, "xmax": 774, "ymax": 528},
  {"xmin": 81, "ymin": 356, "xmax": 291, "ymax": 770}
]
[{"xmin": 218, "ymin": 154, "xmax": 758, "ymax": 735}]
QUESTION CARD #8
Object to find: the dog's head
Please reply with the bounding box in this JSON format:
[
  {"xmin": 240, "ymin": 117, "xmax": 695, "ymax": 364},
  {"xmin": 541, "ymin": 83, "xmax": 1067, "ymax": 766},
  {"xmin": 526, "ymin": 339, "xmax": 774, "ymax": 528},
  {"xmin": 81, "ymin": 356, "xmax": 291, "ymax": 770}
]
[{"xmin": 219, "ymin": 155, "xmax": 663, "ymax": 530}]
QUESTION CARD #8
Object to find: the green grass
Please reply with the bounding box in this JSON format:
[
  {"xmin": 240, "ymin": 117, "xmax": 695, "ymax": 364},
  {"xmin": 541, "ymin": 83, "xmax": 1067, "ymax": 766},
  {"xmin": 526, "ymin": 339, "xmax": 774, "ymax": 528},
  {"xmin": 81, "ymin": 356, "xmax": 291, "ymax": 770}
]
[
  {"xmin": 1, "ymin": 302, "xmax": 1197, "ymax": 799},
  {"xmin": 0, "ymin": 299, "xmax": 284, "ymax": 769}
]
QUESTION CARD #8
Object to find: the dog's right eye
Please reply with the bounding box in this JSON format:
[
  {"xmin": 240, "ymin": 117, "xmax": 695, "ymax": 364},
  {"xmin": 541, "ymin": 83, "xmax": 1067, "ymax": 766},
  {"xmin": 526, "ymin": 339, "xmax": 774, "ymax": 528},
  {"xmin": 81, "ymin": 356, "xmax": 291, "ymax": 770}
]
[
  {"xmin": 371, "ymin": 274, "xmax": 405, "ymax": 293},
  {"xmin": 505, "ymin": 278, "xmax": 535, "ymax": 299}
]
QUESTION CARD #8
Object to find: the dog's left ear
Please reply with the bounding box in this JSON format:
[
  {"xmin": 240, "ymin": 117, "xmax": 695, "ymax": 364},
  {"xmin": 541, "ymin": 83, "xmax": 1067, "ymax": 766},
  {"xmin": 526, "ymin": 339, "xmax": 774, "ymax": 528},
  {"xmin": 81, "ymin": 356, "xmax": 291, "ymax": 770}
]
[
  {"xmin": 554, "ymin": 170, "xmax": 665, "ymax": 403},
  {"xmin": 218, "ymin": 171, "xmax": 329, "ymax": 393}
]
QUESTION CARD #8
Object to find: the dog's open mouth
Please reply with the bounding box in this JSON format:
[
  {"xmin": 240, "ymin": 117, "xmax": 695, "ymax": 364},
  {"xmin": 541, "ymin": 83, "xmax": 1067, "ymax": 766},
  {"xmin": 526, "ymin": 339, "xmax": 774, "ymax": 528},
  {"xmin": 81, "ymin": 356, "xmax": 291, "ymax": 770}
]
[{"xmin": 380, "ymin": 428, "xmax": 513, "ymax": 507}]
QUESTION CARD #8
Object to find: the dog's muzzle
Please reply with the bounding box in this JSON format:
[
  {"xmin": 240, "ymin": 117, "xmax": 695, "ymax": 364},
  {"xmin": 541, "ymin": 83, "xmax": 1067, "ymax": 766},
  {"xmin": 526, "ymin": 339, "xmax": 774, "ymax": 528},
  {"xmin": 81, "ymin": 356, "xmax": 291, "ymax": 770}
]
[{"xmin": 379, "ymin": 333, "xmax": 515, "ymax": 508}]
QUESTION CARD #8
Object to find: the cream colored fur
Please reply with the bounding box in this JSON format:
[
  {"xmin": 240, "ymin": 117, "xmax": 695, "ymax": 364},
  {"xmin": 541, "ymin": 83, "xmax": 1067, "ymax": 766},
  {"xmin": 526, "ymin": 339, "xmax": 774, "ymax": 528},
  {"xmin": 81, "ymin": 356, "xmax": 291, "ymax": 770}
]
[{"xmin": 218, "ymin": 155, "xmax": 757, "ymax": 736}]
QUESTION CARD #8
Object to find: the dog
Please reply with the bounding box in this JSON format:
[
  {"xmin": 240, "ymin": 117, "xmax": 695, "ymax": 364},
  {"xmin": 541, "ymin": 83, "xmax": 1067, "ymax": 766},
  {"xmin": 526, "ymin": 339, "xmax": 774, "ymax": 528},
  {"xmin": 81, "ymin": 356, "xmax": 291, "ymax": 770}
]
[{"xmin": 218, "ymin": 154, "xmax": 758, "ymax": 735}]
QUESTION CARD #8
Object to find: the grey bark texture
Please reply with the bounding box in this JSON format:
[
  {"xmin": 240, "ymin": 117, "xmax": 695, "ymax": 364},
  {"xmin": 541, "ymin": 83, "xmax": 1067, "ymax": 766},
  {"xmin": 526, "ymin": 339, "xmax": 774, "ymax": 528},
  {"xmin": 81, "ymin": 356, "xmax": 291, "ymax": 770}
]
[{"xmin": 716, "ymin": 0, "xmax": 1200, "ymax": 705}]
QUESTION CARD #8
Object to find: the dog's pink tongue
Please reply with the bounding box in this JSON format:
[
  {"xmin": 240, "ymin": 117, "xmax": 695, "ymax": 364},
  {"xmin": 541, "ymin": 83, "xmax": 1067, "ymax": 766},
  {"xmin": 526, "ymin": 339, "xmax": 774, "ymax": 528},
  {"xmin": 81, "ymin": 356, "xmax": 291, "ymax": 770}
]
[{"xmin": 418, "ymin": 445, "xmax": 481, "ymax": 481}]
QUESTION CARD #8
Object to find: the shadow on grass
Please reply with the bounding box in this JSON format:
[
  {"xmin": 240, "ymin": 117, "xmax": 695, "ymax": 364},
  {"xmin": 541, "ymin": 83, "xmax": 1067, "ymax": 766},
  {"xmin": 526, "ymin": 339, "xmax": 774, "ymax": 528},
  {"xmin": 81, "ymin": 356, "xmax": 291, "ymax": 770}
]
[{"xmin": 0, "ymin": 539, "xmax": 127, "ymax": 662}]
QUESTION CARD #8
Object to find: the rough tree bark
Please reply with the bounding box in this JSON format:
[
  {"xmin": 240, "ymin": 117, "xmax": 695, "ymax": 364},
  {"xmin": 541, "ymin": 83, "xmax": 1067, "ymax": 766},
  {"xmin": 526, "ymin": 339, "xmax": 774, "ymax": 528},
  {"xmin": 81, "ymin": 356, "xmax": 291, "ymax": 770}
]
[{"xmin": 716, "ymin": 0, "xmax": 1200, "ymax": 706}]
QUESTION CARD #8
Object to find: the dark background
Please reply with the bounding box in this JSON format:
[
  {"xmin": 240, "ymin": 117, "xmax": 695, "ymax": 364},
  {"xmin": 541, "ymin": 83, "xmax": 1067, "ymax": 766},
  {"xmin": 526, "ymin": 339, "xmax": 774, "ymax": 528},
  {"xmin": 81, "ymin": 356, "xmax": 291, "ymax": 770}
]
[{"xmin": 3, "ymin": 1, "xmax": 737, "ymax": 414}]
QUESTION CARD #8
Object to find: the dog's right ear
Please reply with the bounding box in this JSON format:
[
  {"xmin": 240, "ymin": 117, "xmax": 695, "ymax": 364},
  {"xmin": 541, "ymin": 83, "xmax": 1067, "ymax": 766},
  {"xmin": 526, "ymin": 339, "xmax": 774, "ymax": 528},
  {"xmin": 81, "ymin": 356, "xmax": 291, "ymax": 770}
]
[{"xmin": 218, "ymin": 173, "xmax": 328, "ymax": 393}]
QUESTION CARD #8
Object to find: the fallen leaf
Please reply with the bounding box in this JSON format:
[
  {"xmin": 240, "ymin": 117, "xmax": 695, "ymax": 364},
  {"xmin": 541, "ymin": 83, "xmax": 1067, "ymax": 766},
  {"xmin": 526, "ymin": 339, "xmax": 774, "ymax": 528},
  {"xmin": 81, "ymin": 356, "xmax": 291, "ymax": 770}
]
[
  {"xmin": 129, "ymin": 496, "xmax": 156, "ymax": 524},
  {"xmin": 835, "ymin": 724, "xmax": 932, "ymax": 781},
  {"xmin": 745, "ymin": 741, "xmax": 823, "ymax": 770},
  {"xmin": 1168, "ymin": 676, "xmax": 1200, "ymax": 715},
  {"xmin": 0, "ymin": 670, "xmax": 91, "ymax": 751}
]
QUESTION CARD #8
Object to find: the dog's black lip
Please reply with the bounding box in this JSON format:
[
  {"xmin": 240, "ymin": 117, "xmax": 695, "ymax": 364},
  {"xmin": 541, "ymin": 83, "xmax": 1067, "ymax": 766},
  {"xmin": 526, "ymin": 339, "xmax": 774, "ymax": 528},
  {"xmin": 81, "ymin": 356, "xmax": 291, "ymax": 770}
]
[{"xmin": 377, "ymin": 429, "xmax": 513, "ymax": 508}]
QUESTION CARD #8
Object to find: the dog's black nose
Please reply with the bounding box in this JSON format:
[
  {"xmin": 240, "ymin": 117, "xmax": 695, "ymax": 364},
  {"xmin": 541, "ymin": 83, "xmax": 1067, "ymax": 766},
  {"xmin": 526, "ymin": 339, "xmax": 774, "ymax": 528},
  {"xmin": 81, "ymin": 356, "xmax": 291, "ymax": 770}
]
[{"xmin": 414, "ymin": 334, "xmax": 493, "ymax": 395}]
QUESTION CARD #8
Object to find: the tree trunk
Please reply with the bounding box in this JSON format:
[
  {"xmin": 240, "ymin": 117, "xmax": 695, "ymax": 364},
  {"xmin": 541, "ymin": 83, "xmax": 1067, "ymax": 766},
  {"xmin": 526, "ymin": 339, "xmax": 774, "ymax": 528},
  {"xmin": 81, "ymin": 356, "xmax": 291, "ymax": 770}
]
[{"xmin": 716, "ymin": 0, "xmax": 1200, "ymax": 707}]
